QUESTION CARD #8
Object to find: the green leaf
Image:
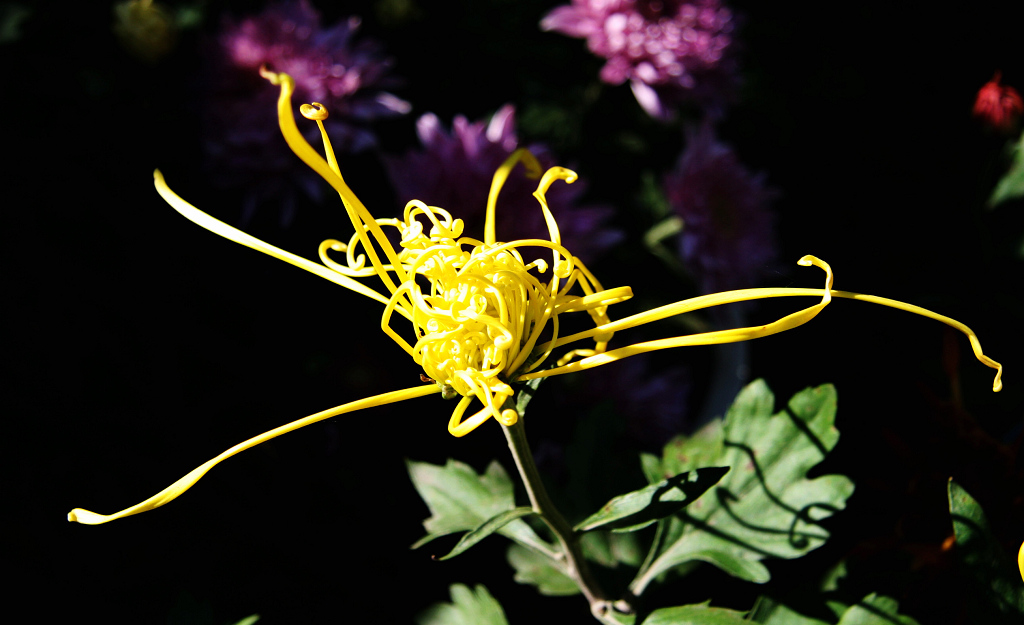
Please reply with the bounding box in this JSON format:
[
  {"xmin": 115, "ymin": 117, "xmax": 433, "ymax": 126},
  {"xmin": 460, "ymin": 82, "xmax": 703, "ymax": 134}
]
[
  {"xmin": 634, "ymin": 381, "xmax": 854, "ymax": 588},
  {"xmin": 640, "ymin": 602, "xmax": 749, "ymax": 625},
  {"xmin": 673, "ymin": 548, "xmax": 770, "ymax": 583},
  {"xmin": 835, "ymin": 594, "xmax": 920, "ymax": 625},
  {"xmin": 755, "ymin": 601, "xmax": 830, "ymax": 625},
  {"xmin": 655, "ymin": 419, "xmax": 727, "ymax": 480},
  {"xmin": 576, "ymin": 467, "xmax": 730, "ymax": 533},
  {"xmin": 756, "ymin": 594, "xmax": 919, "ymax": 625},
  {"xmin": 579, "ymin": 530, "xmax": 644, "ymax": 569},
  {"xmin": 640, "ymin": 453, "xmax": 663, "ymax": 485},
  {"xmin": 948, "ymin": 480, "xmax": 1024, "ymax": 623},
  {"xmin": 610, "ymin": 531, "xmax": 644, "ymax": 567},
  {"xmin": 580, "ymin": 530, "xmax": 618, "ymax": 568},
  {"xmin": 989, "ymin": 130, "xmax": 1024, "ymax": 207},
  {"xmin": 438, "ymin": 507, "xmax": 536, "ymax": 560},
  {"xmin": 506, "ymin": 543, "xmax": 580, "ymax": 596},
  {"xmin": 416, "ymin": 584, "xmax": 509, "ymax": 625},
  {"xmin": 407, "ymin": 459, "xmax": 549, "ymax": 555},
  {"xmin": 515, "ymin": 376, "xmax": 544, "ymax": 415},
  {"xmin": 227, "ymin": 617, "xmax": 260, "ymax": 625}
]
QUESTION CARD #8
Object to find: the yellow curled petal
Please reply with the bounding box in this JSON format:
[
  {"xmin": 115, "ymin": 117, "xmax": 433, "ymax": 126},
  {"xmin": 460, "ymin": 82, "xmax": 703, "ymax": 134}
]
[
  {"xmin": 485, "ymin": 148, "xmax": 543, "ymax": 245},
  {"xmin": 448, "ymin": 395, "xmax": 484, "ymax": 437},
  {"xmin": 523, "ymin": 256, "xmax": 1002, "ymax": 393},
  {"xmin": 69, "ymin": 384, "xmax": 440, "ymax": 525}
]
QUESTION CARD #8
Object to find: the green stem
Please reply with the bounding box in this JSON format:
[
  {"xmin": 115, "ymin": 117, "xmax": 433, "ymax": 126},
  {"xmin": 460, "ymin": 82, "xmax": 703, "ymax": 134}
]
[{"xmin": 501, "ymin": 418, "xmax": 619, "ymax": 623}]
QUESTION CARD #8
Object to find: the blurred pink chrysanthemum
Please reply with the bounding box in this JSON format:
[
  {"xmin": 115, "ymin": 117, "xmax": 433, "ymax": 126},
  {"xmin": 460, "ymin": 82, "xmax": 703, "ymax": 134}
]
[
  {"xmin": 664, "ymin": 123, "xmax": 777, "ymax": 293},
  {"xmin": 541, "ymin": 0, "xmax": 738, "ymax": 118},
  {"xmin": 204, "ymin": 0, "xmax": 410, "ymax": 224},
  {"xmin": 385, "ymin": 105, "xmax": 623, "ymax": 265}
]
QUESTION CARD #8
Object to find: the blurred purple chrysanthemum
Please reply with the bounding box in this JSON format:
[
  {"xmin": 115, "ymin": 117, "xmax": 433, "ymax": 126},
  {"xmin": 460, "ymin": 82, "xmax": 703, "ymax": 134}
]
[
  {"xmin": 664, "ymin": 122, "xmax": 777, "ymax": 293},
  {"xmin": 385, "ymin": 105, "xmax": 623, "ymax": 265},
  {"xmin": 204, "ymin": 0, "xmax": 409, "ymax": 224},
  {"xmin": 589, "ymin": 357, "xmax": 691, "ymax": 448},
  {"xmin": 541, "ymin": 0, "xmax": 738, "ymax": 118}
]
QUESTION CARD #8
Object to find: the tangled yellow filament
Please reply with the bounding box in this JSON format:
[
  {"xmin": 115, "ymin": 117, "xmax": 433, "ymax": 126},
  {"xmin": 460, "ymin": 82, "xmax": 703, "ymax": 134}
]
[{"xmin": 67, "ymin": 69, "xmax": 1002, "ymax": 525}]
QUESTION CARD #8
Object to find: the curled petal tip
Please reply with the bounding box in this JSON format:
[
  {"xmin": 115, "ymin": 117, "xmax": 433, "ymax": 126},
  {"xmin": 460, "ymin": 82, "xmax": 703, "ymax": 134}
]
[
  {"xmin": 259, "ymin": 65, "xmax": 291, "ymax": 88},
  {"xmin": 68, "ymin": 508, "xmax": 103, "ymax": 525},
  {"xmin": 300, "ymin": 102, "xmax": 329, "ymax": 121},
  {"xmin": 499, "ymin": 409, "xmax": 519, "ymax": 426},
  {"xmin": 797, "ymin": 255, "xmax": 816, "ymax": 267}
]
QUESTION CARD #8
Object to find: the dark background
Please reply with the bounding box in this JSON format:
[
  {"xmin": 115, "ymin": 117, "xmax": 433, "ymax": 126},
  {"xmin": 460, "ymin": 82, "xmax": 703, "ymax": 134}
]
[{"xmin": 5, "ymin": 1, "xmax": 1023, "ymax": 623}]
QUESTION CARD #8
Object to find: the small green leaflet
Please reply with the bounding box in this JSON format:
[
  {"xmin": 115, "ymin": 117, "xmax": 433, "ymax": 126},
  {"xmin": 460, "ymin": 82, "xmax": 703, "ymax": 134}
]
[
  {"xmin": 756, "ymin": 593, "xmax": 921, "ymax": 625},
  {"xmin": 416, "ymin": 584, "xmax": 509, "ymax": 625},
  {"xmin": 437, "ymin": 507, "xmax": 536, "ymax": 560},
  {"xmin": 948, "ymin": 479, "xmax": 1024, "ymax": 624},
  {"xmin": 639, "ymin": 602, "xmax": 749, "ymax": 625},
  {"xmin": 989, "ymin": 129, "xmax": 1024, "ymax": 207},
  {"xmin": 575, "ymin": 466, "xmax": 729, "ymax": 533},
  {"xmin": 506, "ymin": 543, "xmax": 580, "ymax": 596},
  {"xmin": 407, "ymin": 459, "xmax": 551, "ymax": 557}
]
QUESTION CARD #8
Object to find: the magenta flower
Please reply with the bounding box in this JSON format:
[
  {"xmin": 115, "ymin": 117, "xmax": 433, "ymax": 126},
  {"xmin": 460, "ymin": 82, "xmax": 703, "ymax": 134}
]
[
  {"xmin": 385, "ymin": 105, "xmax": 622, "ymax": 265},
  {"xmin": 541, "ymin": 0, "xmax": 737, "ymax": 118},
  {"xmin": 204, "ymin": 0, "xmax": 409, "ymax": 224},
  {"xmin": 664, "ymin": 122, "xmax": 777, "ymax": 293}
]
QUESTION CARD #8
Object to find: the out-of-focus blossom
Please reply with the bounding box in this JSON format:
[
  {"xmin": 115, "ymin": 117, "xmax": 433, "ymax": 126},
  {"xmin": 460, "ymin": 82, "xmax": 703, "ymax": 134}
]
[
  {"xmin": 205, "ymin": 0, "xmax": 409, "ymax": 224},
  {"xmin": 385, "ymin": 105, "xmax": 622, "ymax": 265},
  {"xmin": 664, "ymin": 122, "xmax": 776, "ymax": 293},
  {"xmin": 590, "ymin": 357, "xmax": 690, "ymax": 448},
  {"xmin": 974, "ymin": 72, "xmax": 1023, "ymax": 133},
  {"xmin": 113, "ymin": 0, "xmax": 176, "ymax": 62},
  {"xmin": 541, "ymin": 0, "xmax": 737, "ymax": 118}
]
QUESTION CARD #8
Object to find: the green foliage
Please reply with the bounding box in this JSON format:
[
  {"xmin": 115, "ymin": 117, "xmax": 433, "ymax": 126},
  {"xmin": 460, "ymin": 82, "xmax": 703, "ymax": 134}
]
[
  {"xmin": 947, "ymin": 480, "xmax": 1024, "ymax": 624},
  {"xmin": 756, "ymin": 594, "xmax": 920, "ymax": 625},
  {"xmin": 580, "ymin": 530, "xmax": 644, "ymax": 568},
  {"xmin": 639, "ymin": 602, "xmax": 750, "ymax": 625},
  {"xmin": 407, "ymin": 459, "xmax": 551, "ymax": 556},
  {"xmin": 834, "ymin": 595, "xmax": 920, "ymax": 625},
  {"xmin": 633, "ymin": 381, "xmax": 854, "ymax": 588},
  {"xmin": 417, "ymin": 584, "xmax": 509, "ymax": 625},
  {"xmin": 228, "ymin": 617, "xmax": 260, "ymax": 625},
  {"xmin": 989, "ymin": 130, "xmax": 1024, "ymax": 207},
  {"xmin": 506, "ymin": 543, "xmax": 580, "ymax": 596},
  {"xmin": 575, "ymin": 466, "xmax": 729, "ymax": 533},
  {"xmin": 438, "ymin": 507, "xmax": 536, "ymax": 560},
  {"xmin": 408, "ymin": 381, "xmax": 856, "ymax": 614}
]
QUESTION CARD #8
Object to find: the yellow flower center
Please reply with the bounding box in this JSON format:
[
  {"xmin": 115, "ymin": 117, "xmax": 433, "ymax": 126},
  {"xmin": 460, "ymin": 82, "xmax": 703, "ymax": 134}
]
[{"xmin": 312, "ymin": 147, "xmax": 626, "ymax": 435}]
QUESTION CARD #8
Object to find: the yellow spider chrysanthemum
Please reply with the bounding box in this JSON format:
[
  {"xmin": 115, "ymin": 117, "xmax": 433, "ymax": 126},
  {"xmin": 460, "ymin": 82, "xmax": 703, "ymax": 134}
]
[{"xmin": 67, "ymin": 69, "xmax": 1003, "ymax": 526}]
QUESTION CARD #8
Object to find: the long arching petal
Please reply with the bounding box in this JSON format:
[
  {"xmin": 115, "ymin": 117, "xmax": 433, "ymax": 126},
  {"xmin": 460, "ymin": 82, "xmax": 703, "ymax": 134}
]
[
  {"xmin": 154, "ymin": 170, "xmax": 392, "ymax": 308},
  {"xmin": 524, "ymin": 275, "xmax": 1002, "ymax": 392},
  {"xmin": 68, "ymin": 384, "xmax": 440, "ymax": 525}
]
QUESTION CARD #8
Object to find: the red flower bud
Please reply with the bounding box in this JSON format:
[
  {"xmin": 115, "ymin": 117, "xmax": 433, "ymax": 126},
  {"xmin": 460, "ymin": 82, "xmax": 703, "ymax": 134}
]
[{"xmin": 974, "ymin": 71, "xmax": 1023, "ymax": 133}]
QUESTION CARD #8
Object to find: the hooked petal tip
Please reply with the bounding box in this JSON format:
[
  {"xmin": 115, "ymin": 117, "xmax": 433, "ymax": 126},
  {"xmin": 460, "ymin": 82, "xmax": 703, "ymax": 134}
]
[
  {"xmin": 68, "ymin": 508, "xmax": 104, "ymax": 525},
  {"xmin": 300, "ymin": 102, "xmax": 329, "ymax": 121}
]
